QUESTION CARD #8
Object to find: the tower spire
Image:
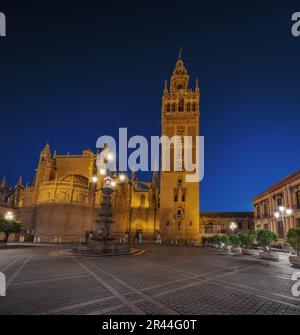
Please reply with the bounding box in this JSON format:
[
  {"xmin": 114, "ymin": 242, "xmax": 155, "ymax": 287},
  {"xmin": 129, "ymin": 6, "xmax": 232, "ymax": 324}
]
[{"xmin": 178, "ymin": 46, "xmax": 183, "ymax": 60}]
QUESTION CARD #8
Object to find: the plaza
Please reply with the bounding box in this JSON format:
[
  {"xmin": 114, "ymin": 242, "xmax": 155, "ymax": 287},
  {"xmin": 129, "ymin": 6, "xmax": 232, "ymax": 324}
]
[{"xmin": 0, "ymin": 244, "xmax": 299, "ymax": 315}]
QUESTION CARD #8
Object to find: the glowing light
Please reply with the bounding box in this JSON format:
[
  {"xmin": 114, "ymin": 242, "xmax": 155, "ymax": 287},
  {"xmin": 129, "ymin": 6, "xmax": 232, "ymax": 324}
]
[
  {"xmin": 285, "ymin": 208, "xmax": 293, "ymax": 216},
  {"xmin": 274, "ymin": 211, "xmax": 280, "ymax": 219},
  {"xmin": 279, "ymin": 206, "xmax": 285, "ymax": 213},
  {"xmin": 107, "ymin": 152, "xmax": 114, "ymax": 162},
  {"xmin": 5, "ymin": 211, "xmax": 14, "ymax": 221},
  {"xmin": 119, "ymin": 174, "xmax": 126, "ymax": 182},
  {"xmin": 99, "ymin": 168, "xmax": 106, "ymax": 176},
  {"xmin": 111, "ymin": 180, "xmax": 116, "ymax": 187},
  {"xmin": 92, "ymin": 176, "xmax": 98, "ymax": 183},
  {"xmin": 230, "ymin": 222, "xmax": 237, "ymax": 231}
]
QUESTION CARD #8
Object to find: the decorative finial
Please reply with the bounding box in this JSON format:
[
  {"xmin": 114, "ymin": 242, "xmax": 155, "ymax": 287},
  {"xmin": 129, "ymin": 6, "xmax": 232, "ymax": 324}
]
[
  {"xmin": 164, "ymin": 80, "xmax": 168, "ymax": 93},
  {"xmin": 178, "ymin": 46, "xmax": 183, "ymax": 60},
  {"xmin": 195, "ymin": 78, "xmax": 199, "ymax": 92}
]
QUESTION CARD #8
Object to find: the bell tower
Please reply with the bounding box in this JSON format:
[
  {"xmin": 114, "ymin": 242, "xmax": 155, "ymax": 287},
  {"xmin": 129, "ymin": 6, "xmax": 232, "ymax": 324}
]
[{"xmin": 159, "ymin": 52, "xmax": 200, "ymax": 243}]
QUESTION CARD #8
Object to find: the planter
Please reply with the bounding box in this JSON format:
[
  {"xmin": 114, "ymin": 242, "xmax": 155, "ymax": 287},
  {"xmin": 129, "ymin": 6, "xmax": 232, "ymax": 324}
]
[
  {"xmin": 231, "ymin": 247, "xmax": 242, "ymax": 255},
  {"xmin": 289, "ymin": 256, "xmax": 300, "ymax": 268},
  {"xmin": 242, "ymin": 248, "xmax": 259, "ymax": 256},
  {"xmin": 215, "ymin": 244, "xmax": 224, "ymax": 250},
  {"xmin": 259, "ymin": 251, "xmax": 280, "ymax": 261}
]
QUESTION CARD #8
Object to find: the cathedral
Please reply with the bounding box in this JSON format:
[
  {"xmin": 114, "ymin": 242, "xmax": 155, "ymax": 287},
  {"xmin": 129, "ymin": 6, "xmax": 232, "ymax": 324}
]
[{"xmin": 0, "ymin": 55, "xmax": 201, "ymax": 243}]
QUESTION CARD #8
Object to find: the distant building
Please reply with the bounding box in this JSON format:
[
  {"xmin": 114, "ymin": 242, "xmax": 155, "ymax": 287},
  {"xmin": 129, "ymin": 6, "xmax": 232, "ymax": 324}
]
[
  {"xmin": 199, "ymin": 212, "xmax": 254, "ymax": 236},
  {"xmin": 253, "ymin": 170, "xmax": 300, "ymax": 239}
]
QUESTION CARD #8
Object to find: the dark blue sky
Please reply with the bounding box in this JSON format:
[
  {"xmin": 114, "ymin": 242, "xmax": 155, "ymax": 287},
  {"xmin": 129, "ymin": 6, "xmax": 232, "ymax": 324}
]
[{"xmin": 0, "ymin": 1, "xmax": 299, "ymax": 212}]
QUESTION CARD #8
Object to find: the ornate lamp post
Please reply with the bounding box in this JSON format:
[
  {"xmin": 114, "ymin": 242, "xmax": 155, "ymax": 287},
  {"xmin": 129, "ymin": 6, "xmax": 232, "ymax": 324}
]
[
  {"xmin": 230, "ymin": 222, "xmax": 237, "ymax": 234},
  {"xmin": 274, "ymin": 206, "xmax": 293, "ymax": 239},
  {"xmin": 92, "ymin": 146, "xmax": 116, "ymax": 245}
]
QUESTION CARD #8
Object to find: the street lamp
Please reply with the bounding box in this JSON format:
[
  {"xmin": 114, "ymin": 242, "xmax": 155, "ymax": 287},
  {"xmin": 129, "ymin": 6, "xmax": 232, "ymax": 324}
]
[
  {"xmin": 274, "ymin": 206, "xmax": 293, "ymax": 238},
  {"xmin": 99, "ymin": 168, "xmax": 106, "ymax": 176},
  {"xmin": 230, "ymin": 222, "xmax": 237, "ymax": 234},
  {"xmin": 92, "ymin": 175, "xmax": 98, "ymax": 184},
  {"xmin": 5, "ymin": 211, "xmax": 14, "ymax": 221}
]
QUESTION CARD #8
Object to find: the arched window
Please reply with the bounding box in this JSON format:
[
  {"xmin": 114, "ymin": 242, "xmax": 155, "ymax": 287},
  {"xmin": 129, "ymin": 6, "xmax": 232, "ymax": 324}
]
[
  {"xmin": 166, "ymin": 103, "xmax": 170, "ymax": 112},
  {"xmin": 178, "ymin": 98, "xmax": 184, "ymax": 112},
  {"xmin": 187, "ymin": 102, "xmax": 191, "ymax": 112},
  {"xmin": 172, "ymin": 103, "xmax": 176, "ymax": 112},
  {"xmin": 140, "ymin": 194, "xmax": 146, "ymax": 207},
  {"xmin": 192, "ymin": 102, "xmax": 196, "ymax": 112}
]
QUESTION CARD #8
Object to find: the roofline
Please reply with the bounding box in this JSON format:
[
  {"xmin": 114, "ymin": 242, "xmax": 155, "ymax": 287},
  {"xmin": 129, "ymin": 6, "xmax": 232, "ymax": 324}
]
[{"xmin": 253, "ymin": 169, "xmax": 300, "ymax": 202}]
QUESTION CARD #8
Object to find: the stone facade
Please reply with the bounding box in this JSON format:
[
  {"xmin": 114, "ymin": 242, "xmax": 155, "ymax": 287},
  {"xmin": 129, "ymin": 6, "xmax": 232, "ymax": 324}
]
[
  {"xmin": 199, "ymin": 212, "xmax": 254, "ymax": 237},
  {"xmin": 253, "ymin": 170, "xmax": 300, "ymax": 240},
  {"xmin": 159, "ymin": 56, "xmax": 200, "ymax": 242}
]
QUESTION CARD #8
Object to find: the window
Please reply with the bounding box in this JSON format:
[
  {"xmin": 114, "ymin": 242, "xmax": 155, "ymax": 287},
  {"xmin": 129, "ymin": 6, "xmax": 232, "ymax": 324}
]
[
  {"xmin": 264, "ymin": 202, "xmax": 269, "ymax": 217},
  {"xmin": 166, "ymin": 103, "xmax": 170, "ymax": 112},
  {"xmin": 181, "ymin": 193, "xmax": 185, "ymax": 202},
  {"xmin": 172, "ymin": 103, "xmax": 176, "ymax": 112},
  {"xmin": 174, "ymin": 194, "xmax": 178, "ymax": 202},
  {"xmin": 178, "ymin": 98, "xmax": 184, "ymax": 112},
  {"xmin": 264, "ymin": 223, "xmax": 269, "ymax": 230},
  {"xmin": 187, "ymin": 102, "xmax": 191, "ymax": 112},
  {"xmin": 296, "ymin": 191, "xmax": 300, "ymax": 209},
  {"xmin": 296, "ymin": 219, "xmax": 300, "ymax": 228},
  {"xmin": 276, "ymin": 195, "xmax": 283, "ymax": 207},
  {"xmin": 277, "ymin": 222, "xmax": 284, "ymax": 239},
  {"xmin": 140, "ymin": 194, "xmax": 146, "ymax": 207},
  {"xmin": 256, "ymin": 205, "xmax": 261, "ymax": 218},
  {"xmin": 238, "ymin": 222, "xmax": 243, "ymax": 230}
]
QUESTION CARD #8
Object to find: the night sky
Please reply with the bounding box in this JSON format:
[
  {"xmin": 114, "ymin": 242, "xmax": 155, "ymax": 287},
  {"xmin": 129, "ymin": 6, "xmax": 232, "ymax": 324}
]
[{"xmin": 0, "ymin": 1, "xmax": 299, "ymax": 212}]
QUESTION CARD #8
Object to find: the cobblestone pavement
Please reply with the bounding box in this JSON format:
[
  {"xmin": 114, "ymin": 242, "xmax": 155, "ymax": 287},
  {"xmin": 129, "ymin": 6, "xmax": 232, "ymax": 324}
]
[{"xmin": 0, "ymin": 245, "xmax": 299, "ymax": 315}]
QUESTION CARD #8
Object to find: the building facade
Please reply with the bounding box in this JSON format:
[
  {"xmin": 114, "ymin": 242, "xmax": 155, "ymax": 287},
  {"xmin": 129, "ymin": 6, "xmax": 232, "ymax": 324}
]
[
  {"xmin": 199, "ymin": 212, "xmax": 254, "ymax": 237},
  {"xmin": 159, "ymin": 56, "xmax": 200, "ymax": 242},
  {"xmin": 253, "ymin": 170, "xmax": 300, "ymax": 239}
]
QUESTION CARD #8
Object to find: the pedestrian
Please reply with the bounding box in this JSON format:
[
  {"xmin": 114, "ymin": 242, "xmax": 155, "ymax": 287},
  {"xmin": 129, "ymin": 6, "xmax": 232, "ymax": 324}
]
[
  {"xmin": 138, "ymin": 232, "xmax": 143, "ymax": 244},
  {"xmin": 156, "ymin": 232, "xmax": 162, "ymax": 245},
  {"xmin": 124, "ymin": 231, "xmax": 129, "ymax": 244}
]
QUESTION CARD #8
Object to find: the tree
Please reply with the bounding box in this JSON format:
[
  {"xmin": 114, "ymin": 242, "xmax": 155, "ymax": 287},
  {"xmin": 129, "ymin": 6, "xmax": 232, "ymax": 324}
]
[
  {"xmin": 239, "ymin": 231, "xmax": 255, "ymax": 249},
  {"xmin": 0, "ymin": 215, "xmax": 22, "ymax": 244},
  {"xmin": 212, "ymin": 235, "xmax": 221, "ymax": 246},
  {"xmin": 229, "ymin": 234, "xmax": 241, "ymax": 248},
  {"xmin": 287, "ymin": 228, "xmax": 300, "ymax": 256},
  {"xmin": 256, "ymin": 229, "xmax": 278, "ymax": 252},
  {"xmin": 221, "ymin": 234, "xmax": 230, "ymax": 246}
]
